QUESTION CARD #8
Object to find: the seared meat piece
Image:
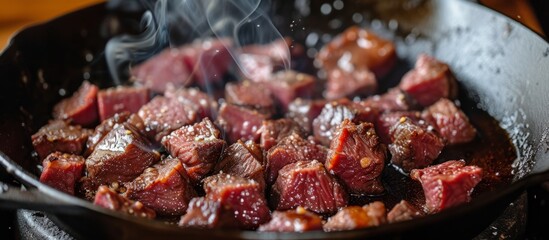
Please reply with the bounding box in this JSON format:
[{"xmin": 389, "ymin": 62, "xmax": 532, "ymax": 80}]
[
  {"xmin": 258, "ymin": 207, "xmax": 323, "ymax": 232},
  {"xmin": 410, "ymin": 160, "xmax": 483, "ymax": 213},
  {"xmin": 326, "ymin": 120, "xmax": 386, "ymax": 195},
  {"xmin": 312, "ymin": 99, "xmax": 379, "ymax": 146},
  {"xmin": 97, "ymin": 86, "xmax": 149, "ymax": 121},
  {"xmin": 86, "ymin": 123, "xmax": 160, "ymax": 186},
  {"xmin": 399, "ymin": 54, "xmax": 458, "ymax": 107},
  {"xmin": 162, "ymin": 118, "xmax": 225, "ymax": 183},
  {"xmin": 203, "ymin": 173, "xmax": 271, "ymax": 229},
  {"xmin": 388, "ymin": 117, "xmax": 444, "ymax": 172},
  {"xmin": 216, "ymin": 103, "xmax": 269, "ymax": 144},
  {"xmin": 286, "ymin": 98, "xmax": 327, "ymax": 133},
  {"xmin": 317, "ymin": 26, "xmax": 396, "ymax": 78},
  {"xmin": 138, "ymin": 96, "xmax": 198, "ymax": 142},
  {"xmin": 361, "ymin": 88, "xmax": 417, "ymax": 113},
  {"xmin": 225, "ymin": 81, "xmax": 275, "ymax": 117},
  {"xmin": 266, "ymin": 134, "xmax": 327, "ymax": 185},
  {"xmin": 264, "ymin": 70, "xmax": 316, "ymax": 111},
  {"xmin": 165, "ymin": 87, "xmax": 218, "ymax": 120},
  {"xmin": 325, "ymin": 67, "xmax": 377, "ymax": 100},
  {"xmin": 271, "ymin": 160, "xmax": 348, "ymax": 215},
  {"xmin": 375, "ymin": 111, "xmax": 422, "ymax": 144},
  {"xmin": 422, "ymin": 98, "xmax": 477, "ymax": 145},
  {"xmin": 84, "ymin": 112, "xmax": 145, "ymax": 157},
  {"xmin": 52, "ymin": 81, "xmax": 98, "ymax": 126},
  {"xmin": 323, "ymin": 201, "xmax": 387, "ymax": 232},
  {"xmin": 32, "ymin": 120, "xmax": 92, "ymax": 160},
  {"xmin": 94, "ymin": 185, "xmax": 156, "ymax": 219},
  {"xmin": 39, "ymin": 152, "xmax": 85, "ymax": 195},
  {"xmin": 214, "ymin": 140, "xmax": 265, "ymax": 190},
  {"xmin": 125, "ymin": 159, "xmax": 196, "ymax": 216},
  {"xmin": 387, "ymin": 200, "xmax": 423, "ymax": 223},
  {"xmin": 179, "ymin": 197, "xmax": 237, "ymax": 229},
  {"xmin": 259, "ymin": 118, "xmax": 306, "ymax": 151}
]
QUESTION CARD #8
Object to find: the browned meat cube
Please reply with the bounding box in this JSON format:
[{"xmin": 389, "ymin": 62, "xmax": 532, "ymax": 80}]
[
  {"xmin": 325, "ymin": 67, "xmax": 377, "ymax": 100},
  {"xmin": 258, "ymin": 207, "xmax": 323, "ymax": 232},
  {"xmin": 264, "ymin": 71, "xmax": 316, "ymax": 111},
  {"xmin": 410, "ymin": 160, "xmax": 483, "ymax": 213},
  {"xmin": 259, "ymin": 118, "xmax": 306, "ymax": 151},
  {"xmin": 326, "ymin": 120, "xmax": 386, "ymax": 195},
  {"xmin": 52, "ymin": 81, "xmax": 98, "ymax": 126},
  {"xmin": 216, "ymin": 103, "xmax": 269, "ymax": 144},
  {"xmin": 323, "ymin": 201, "xmax": 387, "ymax": 232},
  {"xmin": 162, "ymin": 118, "xmax": 225, "ymax": 183},
  {"xmin": 361, "ymin": 88, "xmax": 418, "ymax": 113},
  {"xmin": 266, "ymin": 134, "xmax": 327, "ymax": 185},
  {"xmin": 179, "ymin": 197, "xmax": 237, "ymax": 229},
  {"xmin": 317, "ymin": 26, "xmax": 396, "ymax": 78},
  {"xmin": 375, "ymin": 111, "xmax": 422, "ymax": 144},
  {"xmin": 285, "ymin": 98, "xmax": 327, "ymax": 133},
  {"xmin": 138, "ymin": 96, "xmax": 197, "ymax": 142},
  {"xmin": 389, "ymin": 117, "xmax": 444, "ymax": 172},
  {"xmin": 124, "ymin": 158, "xmax": 196, "ymax": 216},
  {"xmin": 97, "ymin": 86, "xmax": 149, "ymax": 121},
  {"xmin": 271, "ymin": 160, "xmax": 348, "ymax": 215},
  {"xmin": 213, "ymin": 140, "xmax": 265, "ymax": 191},
  {"xmin": 94, "ymin": 185, "xmax": 156, "ymax": 219},
  {"xmin": 165, "ymin": 87, "xmax": 218, "ymax": 120},
  {"xmin": 86, "ymin": 123, "xmax": 160, "ymax": 186},
  {"xmin": 422, "ymin": 98, "xmax": 477, "ymax": 145},
  {"xmin": 387, "ymin": 200, "xmax": 423, "ymax": 223},
  {"xmin": 225, "ymin": 81, "xmax": 275, "ymax": 117},
  {"xmin": 84, "ymin": 112, "xmax": 145, "ymax": 157},
  {"xmin": 39, "ymin": 152, "xmax": 85, "ymax": 195},
  {"xmin": 203, "ymin": 173, "xmax": 271, "ymax": 229},
  {"xmin": 32, "ymin": 120, "xmax": 92, "ymax": 160},
  {"xmin": 399, "ymin": 54, "xmax": 458, "ymax": 107}
]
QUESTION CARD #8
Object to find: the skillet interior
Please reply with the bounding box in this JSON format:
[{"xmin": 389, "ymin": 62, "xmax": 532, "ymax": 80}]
[{"xmin": 1, "ymin": 0, "xmax": 549, "ymax": 239}]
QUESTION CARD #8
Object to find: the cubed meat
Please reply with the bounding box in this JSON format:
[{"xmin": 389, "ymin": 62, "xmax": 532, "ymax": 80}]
[
  {"xmin": 325, "ymin": 67, "xmax": 377, "ymax": 100},
  {"xmin": 97, "ymin": 86, "xmax": 149, "ymax": 121},
  {"xmin": 39, "ymin": 152, "xmax": 85, "ymax": 195},
  {"xmin": 375, "ymin": 111, "xmax": 422, "ymax": 144},
  {"xmin": 264, "ymin": 71, "xmax": 316, "ymax": 111},
  {"xmin": 398, "ymin": 54, "xmax": 458, "ymax": 107},
  {"xmin": 361, "ymin": 88, "xmax": 418, "ymax": 113},
  {"xmin": 326, "ymin": 120, "xmax": 386, "ymax": 195},
  {"xmin": 285, "ymin": 98, "xmax": 327, "ymax": 133},
  {"xmin": 259, "ymin": 118, "xmax": 306, "ymax": 151},
  {"xmin": 138, "ymin": 96, "xmax": 197, "ymax": 141},
  {"xmin": 32, "ymin": 120, "xmax": 92, "ymax": 160},
  {"xmin": 422, "ymin": 98, "xmax": 477, "ymax": 145},
  {"xmin": 179, "ymin": 197, "xmax": 237, "ymax": 229},
  {"xmin": 238, "ymin": 38, "xmax": 294, "ymax": 82},
  {"xmin": 52, "ymin": 81, "xmax": 98, "ymax": 126},
  {"xmin": 387, "ymin": 200, "xmax": 423, "ymax": 223},
  {"xmin": 266, "ymin": 133, "xmax": 327, "ymax": 185},
  {"xmin": 225, "ymin": 81, "xmax": 275, "ymax": 116},
  {"xmin": 85, "ymin": 112, "xmax": 145, "ymax": 157},
  {"xmin": 240, "ymin": 38, "xmax": 291, "ymax": 66},
  {"xmin": 124, "ymin": 158, "xmax": 197, "ymax": 216},
  {"xmin": 271, "ymin": 160, "xmax": 348, "ymax": 215},
  {"xmin": 203, "ymin": 173, "xmax": 271, "ymax": 229},
  {"xmin": 86, "ymin": 123, "xmax": 160, "ymax": 186},
  {"xmin": 213, "ymin": 140, "xmax": 265, "ymax": 191},
  {"xmin": 258, "ymin": 207, "xmax": 323, "ymax": 232},
  {"xmin": 162, "ymin": 118, "xmax": 225, "ymax": 183},
  {"xmin": 165, "ymin": 87, "xmax": 218, "ymax": 120},
  {"xmin": 184, "ymin": 38, "xmax": 233, "ymax": 88},
  {"xmin": 317, "ymin": 26, "xmax": 396, "ymax": 78},
  {"xmin": 410, "ymin": 160, "xmax": 483, "ymax": 213},
  {"xmin": 216, "ymin": 103, "xmax": 269, "ymax": 144},
  {"xmin": 94, "ymin": 185, "xmax": 156, "ymax": 219},
  {"xmin": 323, "ymin": 201, "xmax": 387, "ymax": 232},
  {"xmin": 388, "ymin": 117, "xmax": 444, "ymax": 172}
]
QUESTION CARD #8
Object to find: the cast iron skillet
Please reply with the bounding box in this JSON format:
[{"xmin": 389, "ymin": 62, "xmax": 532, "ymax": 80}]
[{"xmin": 1, "ymin": 0, "xmax": 549, "ymax": 239}]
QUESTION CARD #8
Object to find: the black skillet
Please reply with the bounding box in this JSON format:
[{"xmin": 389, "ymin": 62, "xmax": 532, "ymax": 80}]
[{"xmin": 1, "ymin": 0, "xmax": 549, "ymax": 239}]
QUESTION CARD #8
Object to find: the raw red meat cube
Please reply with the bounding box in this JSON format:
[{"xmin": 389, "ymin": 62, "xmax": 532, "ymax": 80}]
[
  {"xmin": 225, "ymin": 81, "xmax": 276, "ymax": 117},
  {"xmin": 216, "ymin": 103, "xmax": 269, "ymax": 144},
  {"xmin": 410, "ymin": 160, "xmax": 483, "ymax": 213},
  {"xmin": 258, "ymin": 207, "xmax": 323, "ymax": 232},
  {"xmin": 32, "ymin": 120, "xmax": 92, "ymax": 160},
  {"xmin": 179, "ymin": 197, "xmax": 237, "ymax": 229},
  {"xmin": 213, "ymin": 140, "xmax": 265, "ymax": 191},
  {"xmin": 238, "ymin": 38, "xmax": 295, "ymax": 82},
  {"xmin": 422, "ymin": 98, "xmax": 477, "ymax": 145},
  {"xmin": 325, "ymin": 67, "xmax": 377, "ymax": 100},
  {"xmin": 264, "ymin": 71, "xmax": 316, "ymax": 111},
  {"xmin": 323, "ymin": 201, "xmax": 387, "ymax": 232},
  {"xmin": 39, "ymin": 152, "xmax": 85, "ymax": 195},
  {"xmin": 165, "ymin": 87, "xmax": 218, "ymax": 120},
  {"xmin": 387, "ymin": 200, "xmax": 423, "ymax": 223},
  {"xmin": 361, "ymin": 88, "xmax": 418, "ymax": 113},
  {"xmin": 138, "ymin": 96, "xmax": 197, "ymax": 141},
  {"xmin": 52, "ymin": 81, "xmax": 98, "ymax": 126},
  {"xmin": 259, "ymin": 118, "xmax": 306, "ymax": 151},
  {"xmin": 94, "ymin": 185, "xmax": 156, "ymax": 219},
  {"xmin": 183, "ymin": 38, "xmax": 233, "ymax": 88},
  {"xmin": 285, "ymin": 98, "xmax": 327, "ymax": 133},
  {"xmin": 97, "ymin": 86, "xmax": 149, "ymax": 121}
]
